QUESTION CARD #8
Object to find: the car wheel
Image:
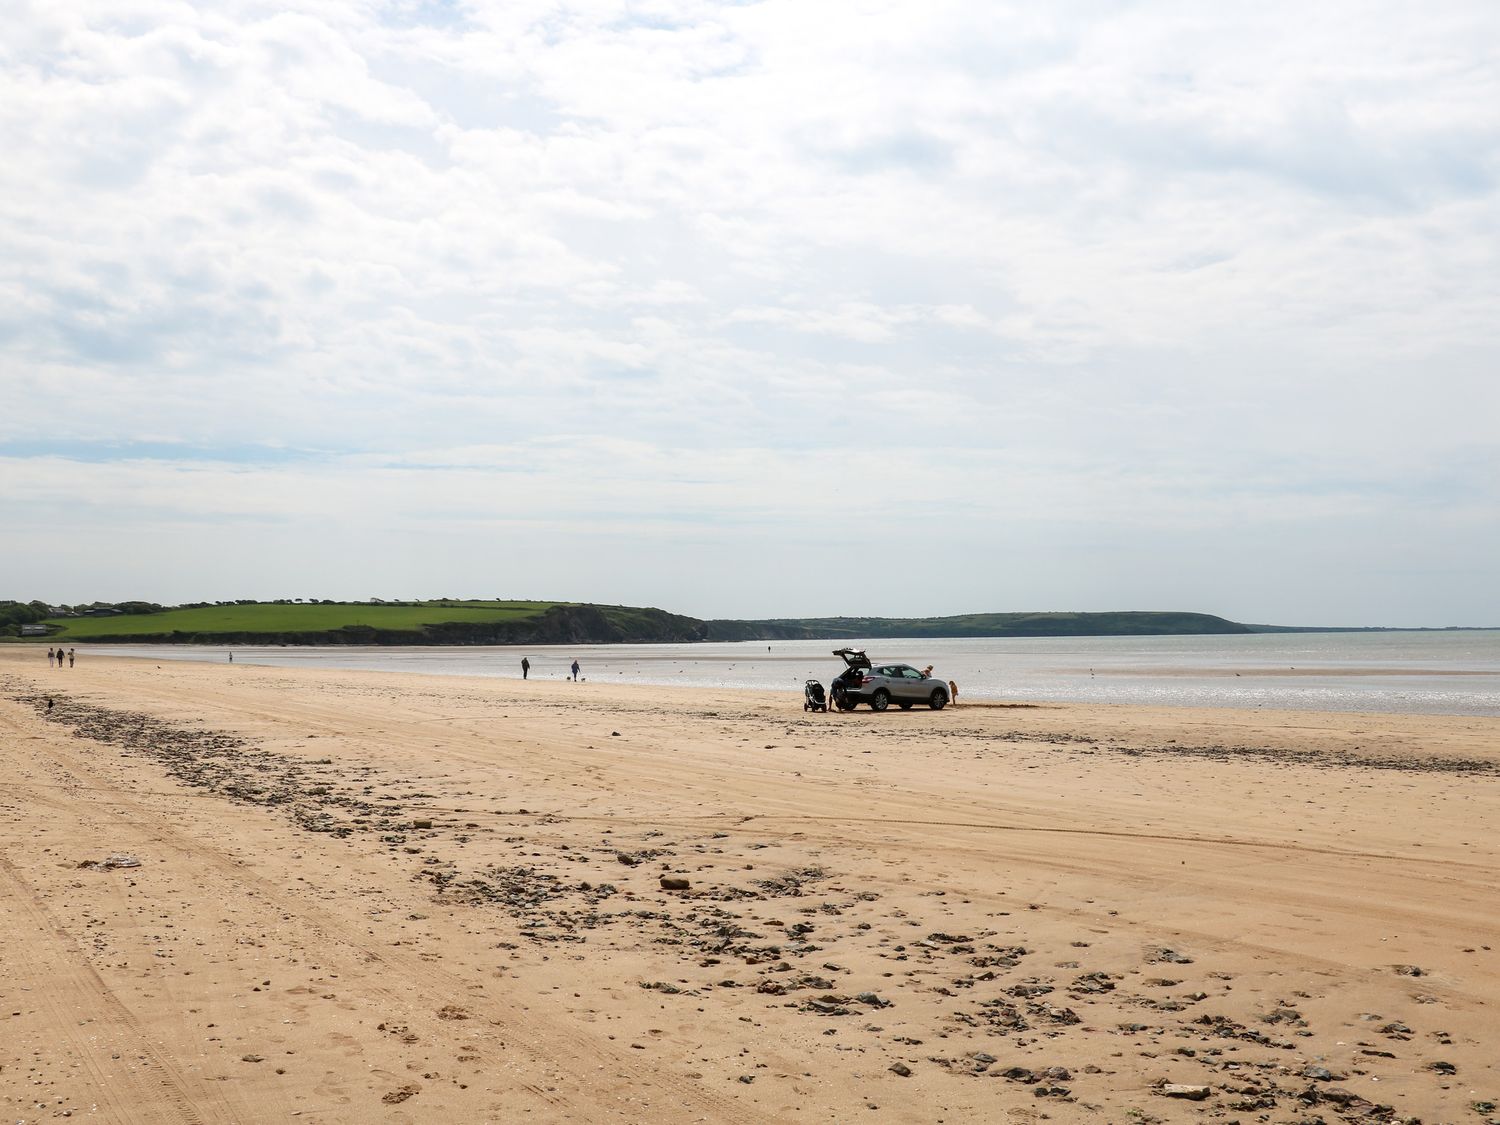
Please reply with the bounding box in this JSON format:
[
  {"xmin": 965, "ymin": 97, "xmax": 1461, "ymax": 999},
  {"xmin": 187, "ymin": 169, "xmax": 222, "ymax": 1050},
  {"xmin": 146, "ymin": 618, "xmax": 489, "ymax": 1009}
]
[
  {"xmin": 929, "ymin": 688, "xmax": 948, "ymax": 710},
  {"xmin": 870, "ymin": 689, "xmax": 890, "ymax": 712}
]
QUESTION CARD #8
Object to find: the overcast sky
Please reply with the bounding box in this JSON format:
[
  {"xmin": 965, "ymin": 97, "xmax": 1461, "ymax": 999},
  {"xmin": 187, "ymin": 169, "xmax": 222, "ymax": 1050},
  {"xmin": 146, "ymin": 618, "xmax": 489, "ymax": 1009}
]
[{"xmin": 2, "ymin": 1, "xmax": 1497, "ymax": 625}]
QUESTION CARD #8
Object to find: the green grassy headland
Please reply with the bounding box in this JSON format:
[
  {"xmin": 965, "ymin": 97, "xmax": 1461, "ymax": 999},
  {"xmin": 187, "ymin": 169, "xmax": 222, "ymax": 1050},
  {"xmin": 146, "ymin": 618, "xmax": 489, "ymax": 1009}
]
[
  {"xmin": 47, "ymin": 601, "xmax": 554, "ymax": 638},
  {"xmin": 1, "ymin": 599, "xmax": 1273, "ymax": 645}
]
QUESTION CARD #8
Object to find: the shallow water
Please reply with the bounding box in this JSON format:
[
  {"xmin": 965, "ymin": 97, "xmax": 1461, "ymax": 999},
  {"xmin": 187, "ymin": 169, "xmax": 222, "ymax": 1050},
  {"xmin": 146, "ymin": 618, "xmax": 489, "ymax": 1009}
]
[{"xmin": 91, "ymin": 630, "xmax": 1500, "ymax": 717}]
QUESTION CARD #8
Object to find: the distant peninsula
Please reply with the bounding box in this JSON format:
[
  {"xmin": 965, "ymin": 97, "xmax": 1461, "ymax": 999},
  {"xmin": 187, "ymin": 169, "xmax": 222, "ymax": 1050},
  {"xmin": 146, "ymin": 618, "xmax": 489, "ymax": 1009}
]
[{"xmin": 0, "ymin": 598, "xmax": 1436, "ymax": 646}]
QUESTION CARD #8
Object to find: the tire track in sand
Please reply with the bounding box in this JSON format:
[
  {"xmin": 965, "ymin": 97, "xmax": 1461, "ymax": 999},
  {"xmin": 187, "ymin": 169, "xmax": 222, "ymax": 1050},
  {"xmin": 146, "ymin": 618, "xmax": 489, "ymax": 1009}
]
[
  {"xmin": 0, "ymin": 848, "xmax": 222, "ymax": 1125},
  {"xmin": 1, "ymin": 695, "xmax": 768, "ymax": 1125}
]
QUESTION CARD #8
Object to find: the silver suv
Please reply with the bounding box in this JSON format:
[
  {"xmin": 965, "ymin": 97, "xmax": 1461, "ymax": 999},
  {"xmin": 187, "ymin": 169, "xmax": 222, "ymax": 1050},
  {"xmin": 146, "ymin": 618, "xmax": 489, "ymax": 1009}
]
[{"xmin": 830, "ymin": 648, "xmax": 949, "ymax": 711}]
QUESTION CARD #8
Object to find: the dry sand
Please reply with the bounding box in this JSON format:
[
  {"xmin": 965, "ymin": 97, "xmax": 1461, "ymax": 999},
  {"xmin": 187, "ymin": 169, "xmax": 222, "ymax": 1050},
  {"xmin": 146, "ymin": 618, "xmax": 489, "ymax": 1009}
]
[{"xmin": 2, "ymin": 647, "xmax": 1497, "ymax": 1124}]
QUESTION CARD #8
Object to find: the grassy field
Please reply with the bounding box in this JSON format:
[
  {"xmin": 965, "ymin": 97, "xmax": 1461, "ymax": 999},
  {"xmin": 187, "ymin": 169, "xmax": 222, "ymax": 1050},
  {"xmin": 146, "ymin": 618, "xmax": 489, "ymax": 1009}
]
[{"xmin": 45, "ymin": 601, "xmax": 562, "ymax": 638}]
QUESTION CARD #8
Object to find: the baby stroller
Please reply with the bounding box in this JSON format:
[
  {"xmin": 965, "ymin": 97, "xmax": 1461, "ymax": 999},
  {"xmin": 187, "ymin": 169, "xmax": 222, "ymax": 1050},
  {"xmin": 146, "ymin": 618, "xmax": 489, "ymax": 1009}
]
[{"xmin": 803, "ymin": 679, "xmax": 828, "ymax": 712}]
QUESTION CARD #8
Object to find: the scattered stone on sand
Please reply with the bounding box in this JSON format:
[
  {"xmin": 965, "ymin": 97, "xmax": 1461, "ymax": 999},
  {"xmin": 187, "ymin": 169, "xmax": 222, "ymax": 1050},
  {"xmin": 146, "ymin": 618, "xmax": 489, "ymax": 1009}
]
[
  {"xmin": 1159, "ymin": 1083, "xmax": 1212, "ymax": 1100},
  {"xmin": 77, "ymin": 853, "xmax": 141, "ymax": 870}
]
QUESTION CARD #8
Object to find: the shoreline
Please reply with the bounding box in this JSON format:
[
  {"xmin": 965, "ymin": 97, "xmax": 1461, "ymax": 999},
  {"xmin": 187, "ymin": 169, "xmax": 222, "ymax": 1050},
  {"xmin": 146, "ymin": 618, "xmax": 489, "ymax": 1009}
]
[
  {"xmin": 3, "ymin": 648, "xmax": 1497, "ymax": 1122},
  {"xmin": 43, "ymin": 634, "xmax": 1500, "ymax": 719}
]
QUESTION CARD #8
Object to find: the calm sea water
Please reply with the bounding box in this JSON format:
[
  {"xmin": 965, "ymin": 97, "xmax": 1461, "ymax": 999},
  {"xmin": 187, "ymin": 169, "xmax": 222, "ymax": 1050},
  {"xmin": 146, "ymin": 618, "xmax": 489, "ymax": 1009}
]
[{"xmin": 93, "ymin": 631, "xmax": 1500, "ymax": 717}]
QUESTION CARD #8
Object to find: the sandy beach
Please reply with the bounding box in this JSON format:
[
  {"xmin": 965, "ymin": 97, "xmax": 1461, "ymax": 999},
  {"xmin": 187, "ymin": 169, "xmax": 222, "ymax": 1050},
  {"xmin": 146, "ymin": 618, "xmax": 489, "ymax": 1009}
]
[{"xmin": 2, "ymin": 648, "xmax": 1497, "ymax": 1124}]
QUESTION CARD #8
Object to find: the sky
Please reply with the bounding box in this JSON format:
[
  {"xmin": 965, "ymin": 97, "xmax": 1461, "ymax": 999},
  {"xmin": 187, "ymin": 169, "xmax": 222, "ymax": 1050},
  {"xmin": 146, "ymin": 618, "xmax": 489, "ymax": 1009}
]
[{"xmin": 2, "ymin": 1, "xmax": 1497, "ymax": 626}]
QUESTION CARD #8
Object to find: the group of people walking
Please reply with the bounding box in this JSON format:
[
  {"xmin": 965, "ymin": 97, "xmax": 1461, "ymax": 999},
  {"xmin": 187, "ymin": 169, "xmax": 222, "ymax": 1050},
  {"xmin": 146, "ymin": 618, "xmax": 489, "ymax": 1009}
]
[
  {"xmin": 46, "ymin": 647, "xmax": 75, "ymax": 668},
  {"xmin": 520, "ymin": 657, "xmax": 581, "ymax": 681}
]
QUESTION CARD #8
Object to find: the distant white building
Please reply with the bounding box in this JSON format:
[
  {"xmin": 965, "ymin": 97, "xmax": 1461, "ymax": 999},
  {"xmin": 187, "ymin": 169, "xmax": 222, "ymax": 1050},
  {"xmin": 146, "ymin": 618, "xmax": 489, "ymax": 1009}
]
[{"xmin": 20, "ymin": 624, "xmax": 48, "ymax": 636}]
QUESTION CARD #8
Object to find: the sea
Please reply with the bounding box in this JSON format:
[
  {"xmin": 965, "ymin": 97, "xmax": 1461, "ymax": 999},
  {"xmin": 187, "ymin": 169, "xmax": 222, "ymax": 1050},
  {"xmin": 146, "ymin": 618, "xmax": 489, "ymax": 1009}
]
[{"xmin": 91, "ymin": 630, "xmax": 1500, "ymax": 717}]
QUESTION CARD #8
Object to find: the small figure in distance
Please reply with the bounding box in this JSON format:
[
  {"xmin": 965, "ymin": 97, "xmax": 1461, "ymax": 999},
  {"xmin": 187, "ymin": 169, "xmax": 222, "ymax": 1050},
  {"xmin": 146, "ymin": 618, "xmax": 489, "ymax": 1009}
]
[
  {"xmin": 68, "ymin": 648, "xmax": 75, "ymax": 668},
  {"xmin": 570, "ymin": 659, "xmax": 580, "ymax": 682},
  {"xmin": 229, "ymin": 652, "xmax": 233, "ymax": 662},
  {"xmin": 521, "ymin": 656, "xmax": 530, "ymax": 680},
  {"xmin": 47, "ymin": 647, "xmax": 55, "ymax": 668},
  {"xmin": 948, "ymin": 680, "xmax": 959, "ymax": 707}
]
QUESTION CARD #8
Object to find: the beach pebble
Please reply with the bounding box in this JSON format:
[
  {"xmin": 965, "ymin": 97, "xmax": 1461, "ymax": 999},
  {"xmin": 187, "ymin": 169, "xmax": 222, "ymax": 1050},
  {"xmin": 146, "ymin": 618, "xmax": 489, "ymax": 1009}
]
[
  {"xmin": 1160, "ymin": 1083, "xmax": 1212, "ymax": 1100},
  {"xmin": 660, "ymin": 876, "xmax": 690, "ymax": 891}
]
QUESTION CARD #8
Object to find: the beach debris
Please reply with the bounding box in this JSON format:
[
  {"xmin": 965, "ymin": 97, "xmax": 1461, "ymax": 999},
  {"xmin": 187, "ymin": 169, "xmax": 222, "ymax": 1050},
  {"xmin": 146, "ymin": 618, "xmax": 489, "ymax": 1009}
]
[
  {"xmin": 77, "ymin": 853, "xmax": 142, "ymax": 870},
  {"xmin": 1006, "ymin": 982, "xmax": 1054, "ymax": 999},
  {"xmin": 1295, "ymin": 1084, "xmax": 1397, "ymax": 1118},
  {"xmin": 1146, "ymin": 946, "xmax": 1194, "ymax": 964},
  {"xmin": 1069, "ymin": 971, "xmax": 1116, "ymax": 994},
  {"xmin": 1159, "ymin": 1083, "xmax": 1212, "ymax": 1100},
  {"xmin": 660, "ymin": 876, "xmax": 691, "ymax": 891},
  {"xmin": 381, "ymin": 1084, "xmax": 420, "ymax": 1104},
  {"xmin": 888, "ymin": 1062, "xmax": 912, "ymax": 1077},
  {"xmin": 803, "ymin": 994, "xmax": 853, "ymax": 1016},
  {"xmin": 754, "ymin": 866, "xmax": 826, "ymax": 896}
]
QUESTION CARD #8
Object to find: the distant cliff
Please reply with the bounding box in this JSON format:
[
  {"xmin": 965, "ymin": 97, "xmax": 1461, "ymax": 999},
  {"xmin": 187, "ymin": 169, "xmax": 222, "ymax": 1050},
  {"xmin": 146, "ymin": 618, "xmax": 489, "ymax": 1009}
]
[
  {"xmin": 28, "ymin": 599, "xmax": 1258, "ymax": 645},
  {"xmin": 706, "ymin": 611, "xmax": 1252, "ymax": 640}
]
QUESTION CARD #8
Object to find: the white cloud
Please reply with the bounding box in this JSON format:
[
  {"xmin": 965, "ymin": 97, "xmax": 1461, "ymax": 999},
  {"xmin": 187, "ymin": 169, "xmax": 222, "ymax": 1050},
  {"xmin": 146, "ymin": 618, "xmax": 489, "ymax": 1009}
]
[{"xmin": 1, "ymin": 0, "xmax": 1497, "ymax": 623}]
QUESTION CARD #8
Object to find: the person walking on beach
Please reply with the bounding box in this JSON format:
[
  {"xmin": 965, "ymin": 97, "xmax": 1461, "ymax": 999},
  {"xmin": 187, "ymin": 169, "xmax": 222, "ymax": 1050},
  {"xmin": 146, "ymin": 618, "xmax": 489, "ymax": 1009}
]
[
  {"xmin": 47, "ymin": 647, "xmax": 55, "ymax": 668},
  {"xmin": 570, "ymin": 659, "xmax": 580, "ymax": 682},
  {"xmin": 521, "ymin": 656, "xmax": 530, "ymax": 680},
  {"xmin": 68, "ymin": 648, "xmax": 75, "ymax": 668}
]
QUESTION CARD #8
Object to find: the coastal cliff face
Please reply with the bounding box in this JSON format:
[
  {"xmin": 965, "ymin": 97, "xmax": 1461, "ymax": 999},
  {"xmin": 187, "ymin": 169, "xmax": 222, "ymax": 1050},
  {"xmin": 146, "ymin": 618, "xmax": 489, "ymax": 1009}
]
[
  {"xmin": 16, "ymin": 591, "xmax": 1284, "ymax": 647},
  {"xmin": 70, "ymin": 604, "xmax": 710, "ymax": 646},
  {"xmin": 706, "ymin": 611, "xmax": 1252, "ymax": 641},
  {"xmin": 38, "ymin": 605, "xmax": 1253, "ymax": 646}
]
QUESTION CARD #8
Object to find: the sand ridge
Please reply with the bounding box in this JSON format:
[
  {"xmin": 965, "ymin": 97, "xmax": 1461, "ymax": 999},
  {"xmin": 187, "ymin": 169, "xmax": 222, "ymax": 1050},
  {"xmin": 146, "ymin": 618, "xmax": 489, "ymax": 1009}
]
[{"xmin": 2, "ymin": 647, "xmax": 1498, "ymax": 1123}]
